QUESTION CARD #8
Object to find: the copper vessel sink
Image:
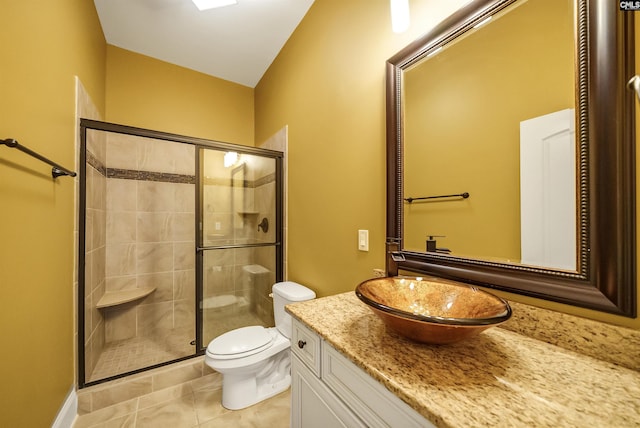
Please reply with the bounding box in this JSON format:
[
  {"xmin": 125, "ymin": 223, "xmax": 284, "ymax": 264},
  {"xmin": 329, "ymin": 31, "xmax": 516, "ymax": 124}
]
[{"xmin": 355, "ymin": 276, "xmax": 511, "ymax": 345}]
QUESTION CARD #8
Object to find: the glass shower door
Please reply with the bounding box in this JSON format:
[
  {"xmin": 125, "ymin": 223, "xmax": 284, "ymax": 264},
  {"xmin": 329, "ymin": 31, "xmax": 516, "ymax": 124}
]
[
  {"xmin": 79, "ymin": 122, "xmax": 197, "ymax": 386},
  {"xmin": 197, "ymin": 147, "xmax": 283, "ymax": 348}
]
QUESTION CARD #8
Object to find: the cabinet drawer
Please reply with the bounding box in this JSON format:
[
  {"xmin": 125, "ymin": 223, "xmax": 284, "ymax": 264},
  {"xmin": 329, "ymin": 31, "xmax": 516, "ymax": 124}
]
[
  {"xmin": 322, "ymin": 345, "xmax": 434, "ymax": 428},
  {"xmin": 291, "ymin": 319, "xmax": 321, "ymax": 376}
]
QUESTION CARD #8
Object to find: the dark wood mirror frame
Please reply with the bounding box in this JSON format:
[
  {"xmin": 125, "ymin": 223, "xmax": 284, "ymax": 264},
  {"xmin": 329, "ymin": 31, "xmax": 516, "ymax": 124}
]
[{"xmin": 385, "ymin": 0, "xmax": 637, "ymax": 317}]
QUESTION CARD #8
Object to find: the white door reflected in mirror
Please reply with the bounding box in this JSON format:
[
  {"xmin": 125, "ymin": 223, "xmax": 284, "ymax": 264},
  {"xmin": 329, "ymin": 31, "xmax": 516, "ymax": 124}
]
[{"xmin": 519, "ymin": 108, "xmax": 576, "ymax": 271}]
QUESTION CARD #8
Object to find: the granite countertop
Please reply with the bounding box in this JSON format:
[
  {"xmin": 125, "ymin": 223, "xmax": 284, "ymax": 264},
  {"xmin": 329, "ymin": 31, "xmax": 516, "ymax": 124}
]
[{"xmin": 286, "ymin": 292, "xmax": 640, "ymax": 428}]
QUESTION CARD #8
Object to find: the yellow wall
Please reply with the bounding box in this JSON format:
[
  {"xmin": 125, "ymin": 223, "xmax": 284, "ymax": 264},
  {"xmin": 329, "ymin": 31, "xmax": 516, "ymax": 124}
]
[
  {"xmin": 403, "ymin": 0, "xmax": 574, "ymax": 261},
  {"xmin": 105, "ymin": 45, "xmax": 255, "ymax": 146},
  {"xmin": 0, "ymin": 1, "xmax": 106, "ymax": 426},
  {"xmin": 255, "ymin": 0, "xmax": 469, "ymax": 297},
  {"xmin": 256, "ymin": 0, "xmax": 640, "ymax": 330}
]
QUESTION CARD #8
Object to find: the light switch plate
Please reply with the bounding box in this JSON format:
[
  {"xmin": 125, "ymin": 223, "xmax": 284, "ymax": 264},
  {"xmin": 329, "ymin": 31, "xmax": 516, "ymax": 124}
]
[{"xmin": 358, "ymin": 229, "xmax": 369, "ymax": 251}]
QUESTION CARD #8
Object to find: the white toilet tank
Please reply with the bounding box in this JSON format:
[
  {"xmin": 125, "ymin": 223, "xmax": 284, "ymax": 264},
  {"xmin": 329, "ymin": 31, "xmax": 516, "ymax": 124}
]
[{"xmin": 272, "ymin": 281, "xmax": 315, "ymax": 338}]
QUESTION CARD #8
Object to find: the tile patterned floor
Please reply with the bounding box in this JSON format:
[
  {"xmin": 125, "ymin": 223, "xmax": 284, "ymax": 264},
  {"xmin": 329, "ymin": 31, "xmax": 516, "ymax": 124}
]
[
  {"xmin": 74, "ymin": 373, "xmax": 291, "ymax": 428},
  {"xmin": 89, "ymin": 327, "xmax": 195, "ymax": 383}
]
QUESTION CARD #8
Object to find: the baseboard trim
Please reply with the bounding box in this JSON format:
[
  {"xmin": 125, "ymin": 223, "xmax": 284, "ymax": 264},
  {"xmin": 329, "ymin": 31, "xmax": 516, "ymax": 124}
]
[{"xmin": 52, "ymin": 387, "xmax": 77, "ymax": 428}]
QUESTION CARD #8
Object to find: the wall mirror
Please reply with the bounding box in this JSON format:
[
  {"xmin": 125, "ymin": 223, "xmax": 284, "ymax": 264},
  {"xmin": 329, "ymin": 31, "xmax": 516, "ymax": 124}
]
[{"xmin": 385, "ymin": 0, "xmax": 637, "ymax": 317}]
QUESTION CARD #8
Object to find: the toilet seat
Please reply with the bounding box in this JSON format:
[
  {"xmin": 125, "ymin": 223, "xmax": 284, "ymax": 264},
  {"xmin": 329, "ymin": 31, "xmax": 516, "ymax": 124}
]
[{"xmin": 207, "ymin": 326, "xmax": 274, "ymax": 360}]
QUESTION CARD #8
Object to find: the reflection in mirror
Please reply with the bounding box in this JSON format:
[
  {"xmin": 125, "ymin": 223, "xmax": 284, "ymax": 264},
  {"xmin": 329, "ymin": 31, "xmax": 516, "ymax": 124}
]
[
  {"xmin": 386, "ymin": 0, "xmax": 636, "ymax": 316},
  {"xmin": 402, "ymin": 0, "xmax": 577, "ymax": 270}
]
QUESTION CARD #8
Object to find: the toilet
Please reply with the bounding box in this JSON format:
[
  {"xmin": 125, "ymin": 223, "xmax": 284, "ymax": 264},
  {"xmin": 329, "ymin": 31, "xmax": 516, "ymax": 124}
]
[{"xmin": 205, "ymin": 281, "xmax": 316, "ymax": 410}]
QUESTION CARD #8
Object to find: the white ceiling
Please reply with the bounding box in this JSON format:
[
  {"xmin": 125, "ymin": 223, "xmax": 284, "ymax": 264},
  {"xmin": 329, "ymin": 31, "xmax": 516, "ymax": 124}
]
[{"xmin": 94, "ymin": 0, "xmax": 316, "ymax": 88}]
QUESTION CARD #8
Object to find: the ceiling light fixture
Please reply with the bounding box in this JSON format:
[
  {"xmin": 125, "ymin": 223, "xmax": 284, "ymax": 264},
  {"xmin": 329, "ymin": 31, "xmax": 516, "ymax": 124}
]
[
  {"xmin": 390, "ymin": 0, "xmax": 410, "ymax": 33},
  {"xmin": 192, "ymin": 0, "xmax": 237, "ymax": 11}
]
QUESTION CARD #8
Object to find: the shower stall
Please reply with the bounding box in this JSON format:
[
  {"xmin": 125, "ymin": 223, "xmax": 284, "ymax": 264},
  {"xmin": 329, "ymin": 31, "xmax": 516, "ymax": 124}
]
[{"xmin": 78, "ymin": 120, "xmax": 283, "ymax": 387}]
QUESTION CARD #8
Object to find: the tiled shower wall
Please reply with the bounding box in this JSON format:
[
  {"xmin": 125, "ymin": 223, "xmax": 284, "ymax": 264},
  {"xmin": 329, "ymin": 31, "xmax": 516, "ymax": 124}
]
[
  {"xmin": 258, "ymin": 127, "xmax": 288, "ymax": 277},
  {"xmin": 102, "ymin": 133, "xmax": 196, "ymax": 346},
  {"xmin": 84, "ymin": 128, "xmax": 107, "ymax": 378},
  {"xmin": 253, "ymin": 157, "xmax": 277, "ymax": 322},
  {"xmin": 201, "ymin": 151, "xmax": 238, "ymax": 321}
]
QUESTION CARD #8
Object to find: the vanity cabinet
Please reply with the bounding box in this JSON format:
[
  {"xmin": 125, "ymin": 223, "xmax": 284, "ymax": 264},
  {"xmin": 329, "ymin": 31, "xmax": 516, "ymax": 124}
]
[{"xmin": 291, "ymin": 319, "xmax": 434, "ymax": 428}]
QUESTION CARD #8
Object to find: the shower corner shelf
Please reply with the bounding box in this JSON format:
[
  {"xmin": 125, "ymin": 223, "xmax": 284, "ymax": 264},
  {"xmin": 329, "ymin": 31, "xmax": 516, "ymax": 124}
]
[
  {"xmin": 96, "ymin": 287, "xmax": 156, "ymax": 309},
  {"xmin": 237, "ymin": 211, "xmax": 259, "ymax": 215}
]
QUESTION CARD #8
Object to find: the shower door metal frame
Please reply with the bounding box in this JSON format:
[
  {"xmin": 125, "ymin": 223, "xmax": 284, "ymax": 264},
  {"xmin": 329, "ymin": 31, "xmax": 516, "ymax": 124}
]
[
  {"xmin": 195, "ymin": 142, "xmax": 284, "ymax": 352},
  {"xmin": 78, "ymin": 119, "xmax": 284, "ymax": 388}
]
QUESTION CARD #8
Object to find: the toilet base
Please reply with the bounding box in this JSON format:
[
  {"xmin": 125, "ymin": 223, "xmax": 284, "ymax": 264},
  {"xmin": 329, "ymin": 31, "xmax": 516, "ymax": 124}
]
[
  {"xmin": 221, "ymin": 373, "xmax": 291, "ymax": 410},
  {"xmin": 216, "ymin": 346, "xmax": 292, "ymax": 410}
]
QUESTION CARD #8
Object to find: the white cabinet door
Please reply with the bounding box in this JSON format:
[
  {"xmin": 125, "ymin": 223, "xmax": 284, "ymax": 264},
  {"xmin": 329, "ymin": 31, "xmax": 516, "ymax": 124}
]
[{"xmin": 291, "ymin": 354, "xmax": 365, "ymax": 428}]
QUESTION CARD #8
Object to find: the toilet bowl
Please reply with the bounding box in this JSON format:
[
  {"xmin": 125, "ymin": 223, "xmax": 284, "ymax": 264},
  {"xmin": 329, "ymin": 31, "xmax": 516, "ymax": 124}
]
[{"xmin": 205, "ymin": 281, "xmax": 316, "ymax": 410}]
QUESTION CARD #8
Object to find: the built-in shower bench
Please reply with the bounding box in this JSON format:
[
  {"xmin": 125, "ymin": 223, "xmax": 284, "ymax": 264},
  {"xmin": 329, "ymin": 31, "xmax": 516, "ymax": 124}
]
[{"xmin": 96, "ymin": 287, "xmax": 156, "ymax": 309}]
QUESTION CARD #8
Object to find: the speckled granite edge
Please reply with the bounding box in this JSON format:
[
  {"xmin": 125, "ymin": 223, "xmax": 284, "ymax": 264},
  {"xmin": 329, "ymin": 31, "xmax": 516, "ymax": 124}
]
[
  {"xmin": 500, "ymin": 301, "xmax": 640, "ymax": 371},
  {"xmin": 286, "ymin": 292, "xmax": 640, "ymax": 428}
]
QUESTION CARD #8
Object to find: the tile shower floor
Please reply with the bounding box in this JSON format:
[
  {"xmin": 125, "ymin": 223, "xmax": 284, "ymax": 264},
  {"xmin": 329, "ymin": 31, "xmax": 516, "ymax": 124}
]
[
  {"xmin": 89, "ymin": 327, "xmax": 195, "ymax": 382},
  {"xmin": 90, "ymin": 310, "xmax": 265, "ymax": 382},
  {"xmin": 74, "ymin": 374, "xmax": 291, "ymax": 427}
]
